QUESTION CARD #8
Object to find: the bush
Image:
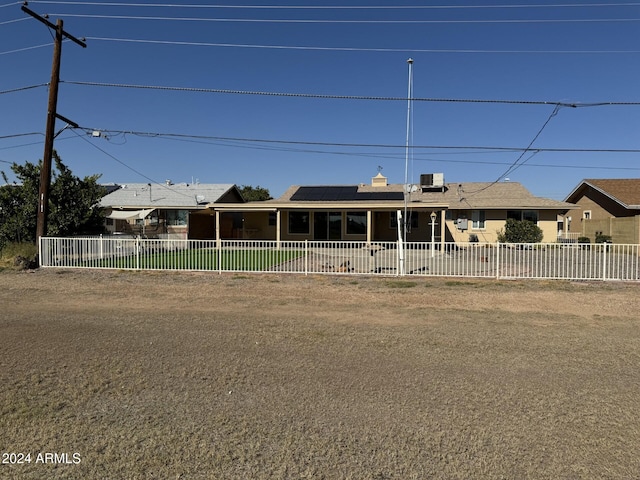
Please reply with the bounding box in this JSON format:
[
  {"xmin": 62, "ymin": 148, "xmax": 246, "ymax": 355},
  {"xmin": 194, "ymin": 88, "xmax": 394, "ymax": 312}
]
[
  {"xmin": 595, "ymin": 234, "xmax": 612, "ymax": 244},
  {"xmin": 497, "ymin": 219, "xmax": 544, "ymax": 243},
  {"xmin": 577, "ymin": 237, "xmax": 590, "ymax": 244},
  {"xmin": 0, "ymin": 242, "xmax": 38, "ymax": 270}
]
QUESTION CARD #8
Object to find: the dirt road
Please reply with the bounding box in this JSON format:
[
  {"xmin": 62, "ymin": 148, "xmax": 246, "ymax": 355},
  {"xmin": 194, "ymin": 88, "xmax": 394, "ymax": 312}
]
[{"xmin": 1, "ymin": 269, "xmax": 639, "ymax": 479}]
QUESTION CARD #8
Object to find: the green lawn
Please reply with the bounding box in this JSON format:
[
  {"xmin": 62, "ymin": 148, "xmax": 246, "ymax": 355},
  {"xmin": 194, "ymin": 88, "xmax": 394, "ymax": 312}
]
[{"xmin": 84, "ymin": 248, "xmax": 305, "ymax": 271}]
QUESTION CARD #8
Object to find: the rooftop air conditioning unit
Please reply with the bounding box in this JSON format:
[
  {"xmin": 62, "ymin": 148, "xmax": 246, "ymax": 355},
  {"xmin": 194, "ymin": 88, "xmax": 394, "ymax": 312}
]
[
  {"xmin": 420, "ymin": 174, "xmax": 433, "ymax": 188},
  {"xmin": 420, "ymin": 173, "xmax": 445, "ymax": 189}
]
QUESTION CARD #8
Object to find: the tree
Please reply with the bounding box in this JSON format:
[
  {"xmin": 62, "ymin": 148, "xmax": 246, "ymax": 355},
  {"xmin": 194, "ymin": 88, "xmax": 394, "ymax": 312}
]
[
  {"xmin": 497, "ymin": 218, "xmax": 544, "ymax": 243},
  {"xmin": 0, "ymin": 152, "xmax": 106, "ymax": 248},
  {"xmin": 238, "ymin": 185, "xmax": 272, "ymax": 202}
]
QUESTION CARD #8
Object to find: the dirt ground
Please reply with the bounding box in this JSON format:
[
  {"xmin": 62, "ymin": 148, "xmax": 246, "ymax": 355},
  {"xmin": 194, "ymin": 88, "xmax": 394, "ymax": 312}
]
[{"xmin": 1, "ymin": 269, "xmax": 639, "ymax": 479}]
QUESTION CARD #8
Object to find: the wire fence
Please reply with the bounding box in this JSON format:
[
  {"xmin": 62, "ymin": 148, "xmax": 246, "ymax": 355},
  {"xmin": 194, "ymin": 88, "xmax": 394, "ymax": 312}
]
[{"xmin": 39, "ymin": 236, "xmax": 640, "ymax": 282}]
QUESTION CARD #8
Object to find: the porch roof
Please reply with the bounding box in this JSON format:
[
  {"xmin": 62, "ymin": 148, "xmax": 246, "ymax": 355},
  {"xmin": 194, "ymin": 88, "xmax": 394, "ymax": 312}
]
[{"xmin": 209, "ymin": 181, "xmax": 574, "ymax": 212}]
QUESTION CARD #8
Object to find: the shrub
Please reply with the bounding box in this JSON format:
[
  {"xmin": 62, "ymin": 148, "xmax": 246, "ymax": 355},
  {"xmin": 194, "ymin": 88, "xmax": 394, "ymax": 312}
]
[
  {"xmin": 0, "ymin": 242, "xmax": 38, "ymax": 270},
  {"xmin": 595, "ymin": 234, "xmax": 612, "ymax": 244},
  {"xmin": 497, "ymin": 219, "xmax": 544, "ymax": 243}
]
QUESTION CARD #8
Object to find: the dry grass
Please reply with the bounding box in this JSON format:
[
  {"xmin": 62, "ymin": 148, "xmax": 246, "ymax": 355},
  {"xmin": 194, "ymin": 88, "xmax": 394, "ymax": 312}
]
[{"xmin": 1, "ymin": 269, "xmax": 640, "ymax": 479}]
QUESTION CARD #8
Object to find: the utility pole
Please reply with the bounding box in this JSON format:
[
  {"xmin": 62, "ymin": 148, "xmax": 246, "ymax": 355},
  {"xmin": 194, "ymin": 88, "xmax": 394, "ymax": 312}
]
[{"xmin": 21, "ymin": 3, "xmax": 86, "ymax": 244}]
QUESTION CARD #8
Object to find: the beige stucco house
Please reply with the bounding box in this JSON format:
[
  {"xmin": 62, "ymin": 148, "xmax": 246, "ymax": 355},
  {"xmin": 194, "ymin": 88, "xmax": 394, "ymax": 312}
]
[
  {"xmin": 208, "ymin": 173, "xmax": 576, "ymax": 245},
  {"xmin": 564, "ymin": 179, "xmax": 640, "ymax": 244}
]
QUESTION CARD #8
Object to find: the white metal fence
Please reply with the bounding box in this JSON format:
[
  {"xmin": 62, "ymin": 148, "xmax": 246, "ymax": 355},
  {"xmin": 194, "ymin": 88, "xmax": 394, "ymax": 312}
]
[{"xmin": 39, "ymin": 236, "xmax": 640, "ymax": 282}]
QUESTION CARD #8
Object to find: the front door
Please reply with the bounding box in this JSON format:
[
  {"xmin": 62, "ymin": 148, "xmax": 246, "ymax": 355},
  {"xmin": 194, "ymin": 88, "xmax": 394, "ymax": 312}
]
[{"xmin": 314, "ymin": 212, "xmax": 342, "ymax": 240}]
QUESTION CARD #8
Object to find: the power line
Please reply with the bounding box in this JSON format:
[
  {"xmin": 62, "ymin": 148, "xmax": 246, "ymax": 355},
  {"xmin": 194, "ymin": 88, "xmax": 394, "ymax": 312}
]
[
  {"xmin": 76, "ymin": 126, "xmax": 640, "ymax": 154},
  {"xmin": 86, "ymin": 37, "xmax": 640, "ymax": 55},
  {"xmin": 70, "ymin": 129, "xmax": 161, "ymax": 186},
  {"xmin": 26, "ymin": 2, "xmax": 640, "ymax": 10},
  {"xmin": 0, "ymin": 132, "xmax": 43, "ymax": 140},
  {"xmin": 465, "ymin": 105, "xmax": 563, "ymax": 195},
  {"xmin": 0, "ymin": 43, "xmax": 53, "ymax": 55},
  {"xmin": 69, "ymin": 129, "xmax": 209, "ymax": 199},
  {"xmin": 0, "ymin": 84, "xmax": 49, "ymax": 94},
  {"xmin": 61, "ymin": 81, "xmax": 640, "ymax": 107},
  {"xmin": 38, "ymin": 13, "xmax": 640, "ymax": 24},
  {"xmin": 0, "ymin": 17, "xmax": 29, "ymax": 25}
]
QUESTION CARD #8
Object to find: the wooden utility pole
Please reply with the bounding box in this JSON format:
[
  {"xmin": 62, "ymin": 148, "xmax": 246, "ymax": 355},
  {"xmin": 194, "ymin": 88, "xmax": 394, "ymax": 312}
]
[{"xmin": 21, "ymin": 4, "xmax": 86, "ymax": 244}]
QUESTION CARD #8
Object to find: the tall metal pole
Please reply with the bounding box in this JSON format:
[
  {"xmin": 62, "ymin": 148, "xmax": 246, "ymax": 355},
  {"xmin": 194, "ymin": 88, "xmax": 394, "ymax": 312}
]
[
  {"xmin": 404, "ymin": 58, "xmax": 414, "ymax": 245},
  {"xmin": 36, "ymin": 19, "xmax": 63, "ymax": 242},
  {"xmin": 399, "ymin": 58, "xmax": 413, "ymax": 276}
]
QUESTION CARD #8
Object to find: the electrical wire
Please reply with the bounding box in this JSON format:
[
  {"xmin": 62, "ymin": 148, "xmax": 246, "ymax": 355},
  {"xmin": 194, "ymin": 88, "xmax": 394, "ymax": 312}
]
[
  {"xmin": 85, "ymin": 37, "xmax": 640, "ymax": 55},
  {"xmin": 60, "ymin": 81, "xmax": 640, "ymax": 107},
  {"xmin": 26, "ymin": 2, "xmax": 640, "ymax": 9},
  {"xmin": 36, "ymin": 13, "xmax": 640, "ymax": 24},
  {"xmin": 0, "ymin": 132, "xmax": 44, "ymax": 140},
  {"xmin": 69, "ymin": 129, "xmax": 206, "ymax": 198},
  {"xmin": 465, "ymin": 105, "xmax": 563, "ymax": 195},
  {"xmin": 0, "ymin": 43, "xmax": 53, "ymax": 55},
  {"xmin": 0, "ymin": 17, "xmax": 29, "ymax": 25},
  {"xmin": 74, "ymin": 126, "xmax": 640, "ymax": 154}
]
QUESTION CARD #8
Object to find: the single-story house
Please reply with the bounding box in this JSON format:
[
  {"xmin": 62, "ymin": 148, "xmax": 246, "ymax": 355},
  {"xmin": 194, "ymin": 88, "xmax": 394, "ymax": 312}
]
[
  {"xmin": 100, "ymin": 181, "xmax": 244, "ymax": 239},
  {"xmin": 564, "ymin": 178, "xmax": 640, "ymax": 244},
  {"xmin": 207, "ymin": 173, "xmax": 576, "ymax": 245}
]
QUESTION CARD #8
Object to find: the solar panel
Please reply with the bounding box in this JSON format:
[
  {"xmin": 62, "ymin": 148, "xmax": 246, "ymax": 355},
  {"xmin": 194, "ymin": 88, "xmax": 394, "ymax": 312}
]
[{"xmin": 290, "ymin": 186, "xmax": 403, "ymax": 202}]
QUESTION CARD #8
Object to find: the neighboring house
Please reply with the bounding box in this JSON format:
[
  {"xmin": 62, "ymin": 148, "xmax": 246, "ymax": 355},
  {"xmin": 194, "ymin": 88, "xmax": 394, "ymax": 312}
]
[
  {"xmin": 564, "ymin": 178, "xmax": 640, "ymax": 244},
  {"xmin": 207, "ymin": 173, "xmax": 575, "ymax": 244},
  {"xmin": 100, "ymin": 181, "xmax": 244, "ymax": 239}
]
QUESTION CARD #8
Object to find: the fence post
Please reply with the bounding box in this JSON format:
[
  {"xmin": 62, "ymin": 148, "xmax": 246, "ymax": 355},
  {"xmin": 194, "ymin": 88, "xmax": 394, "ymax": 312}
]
[
  {"xmin": 602, "ymin": 243, "xmax": 607, "ymax": 281},
  {"xmin": 136, "ymin": 236, "xmax": 140, "ymax": 270},
  {"xmin": 217, "ymin": 239, "xmax": 222, "ymax": 274},
  {"xmin": 496, "ymin": 242, "xmax": 500, "ymax": 279},
  {"xmin": 305, "ymin": 240, "xmax": 308, "ymax": 276}
]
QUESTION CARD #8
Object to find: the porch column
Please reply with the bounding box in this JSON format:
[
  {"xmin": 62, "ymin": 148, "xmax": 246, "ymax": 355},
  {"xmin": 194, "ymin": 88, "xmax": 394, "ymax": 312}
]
[
  {"xmin": 366, "ymin": 210, "xmax": 372, "ymax": 243},
  {"xmin": 215, "ymin": 210, "xmax": 221, "ymax": 248},
  {"xmin": 440, "ymin": 209, "xmax": 446, "ymax": 251},
  {"xmin": 276, "ymin": 210, "xmax": 281, "ymax": 249}
]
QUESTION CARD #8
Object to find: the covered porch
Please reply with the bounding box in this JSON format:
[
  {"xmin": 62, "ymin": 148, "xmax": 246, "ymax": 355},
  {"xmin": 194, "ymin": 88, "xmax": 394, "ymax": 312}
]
[{"xmin": 209, "ymin": 203, "xmax": 449, "ymax": 248}]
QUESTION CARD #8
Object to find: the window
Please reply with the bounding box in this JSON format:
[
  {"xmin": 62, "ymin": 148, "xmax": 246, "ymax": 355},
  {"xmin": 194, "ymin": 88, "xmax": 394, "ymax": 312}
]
[
  {"xmin": 389, "ymin": 211, "xmax": 418, "ymax": 230},
  {"xmin": 583, "ymin": 210, "xmax": 591, "ymax": 220},
  {"xmin": 288, "ymin": 211, "xmax": 310, "ymax": 234},
  {"xmin": 166, "ymin": 210, "xmax": 188, "ymax": 226},
  {"xmin": 472, "ymin": 210, "xmax": 486, "ymax": 229},
  {"xmin": 523, "ymin": 210, "xmax": 538, "ymax": 224},
  {"xmin": 346, "ymin": 211, "xmax": 367, "ymax": 235},
  {"xmin": 268, "ymin": 212, "xmax": 277, "ymax": 226},
  {"xmin": 507, "ymin": 210, "xmax": 538, "ymax": 224}
]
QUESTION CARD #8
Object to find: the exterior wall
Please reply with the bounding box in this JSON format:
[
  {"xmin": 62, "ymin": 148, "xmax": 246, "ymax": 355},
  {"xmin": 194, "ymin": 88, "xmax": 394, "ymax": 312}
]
[
  {"xmin": 567, "ymin": 188, "xmax": 640, "ymax": 243},
  {"xmin": 581, "ymin": 217, "xmax": 640, "ymax": 244},
  {"xmin": 611, "ymin": 217, "xmax": 640, "ymax": 244},
  {"xmin": 538, "ymin": 210, "xmax": 560, "ymax": 243},
  {"xmin": 448, "ymin": 209, "xmax": 561, "ymax": 243}
]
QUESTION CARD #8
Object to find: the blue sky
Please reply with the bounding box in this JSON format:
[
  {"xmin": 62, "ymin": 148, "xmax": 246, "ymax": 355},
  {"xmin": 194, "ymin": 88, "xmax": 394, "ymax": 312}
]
[{"xmin": 1, "ymin": 1, "xmax": 640, "ymax": 199}]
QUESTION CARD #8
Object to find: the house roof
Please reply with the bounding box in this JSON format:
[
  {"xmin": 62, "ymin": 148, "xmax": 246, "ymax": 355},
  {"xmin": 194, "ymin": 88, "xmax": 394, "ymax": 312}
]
[
  {"xmin": 410, "ymin": 181, "xmax": 576, "ymax": 210},
  {"xmin": 100, "ymin": 182, "xmax": 238, "ymax": 209},
  {"xmin": 212, "ymin": 181, "xmax": 575, "ymax": 211},
  {"xmin": 565, "ymin": 179, "xmax": 640, "ymax": 209}
]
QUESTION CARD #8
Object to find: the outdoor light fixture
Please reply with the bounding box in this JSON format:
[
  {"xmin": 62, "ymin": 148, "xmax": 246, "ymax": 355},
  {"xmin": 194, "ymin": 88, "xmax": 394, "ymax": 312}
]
[{"xmin": 430, "ymin": 211, "xmax": 437, "ymax": 258}]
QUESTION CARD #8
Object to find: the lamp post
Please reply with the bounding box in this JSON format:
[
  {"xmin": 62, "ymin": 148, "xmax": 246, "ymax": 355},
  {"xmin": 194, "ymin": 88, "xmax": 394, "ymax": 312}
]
[{"xmin": 430, "ymin": 211, "xmax": 437, "ymax": 258}]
